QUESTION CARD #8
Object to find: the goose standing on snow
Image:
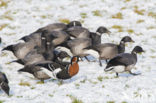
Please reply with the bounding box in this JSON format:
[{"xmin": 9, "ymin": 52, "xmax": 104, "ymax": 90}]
[
  {"xmin": 104, "ymin": 46, "xmax": 144, "ymax": 77},
  {"xmin": 18, "ymin": 56, "xmax": 79, "ymax": 81},
  {"xmin": 57, "ymin": 38, "xmax": 99, "ymax": 60},
  {"xmin": 0, "ymin": 72, "xmax": 10, "ymax": 96},
  {"xmin": 90, "ymin": 36, "xmax": 134, "ymax": 66}
]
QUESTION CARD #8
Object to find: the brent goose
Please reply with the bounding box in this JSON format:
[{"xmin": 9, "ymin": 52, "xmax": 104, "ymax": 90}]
[
  {"xmin": 90, "ymin": 36, "xmax": 134, "ymax": 66},
  {"xmin": 104, "ymin": 46, "xmax": 144, "ymax": 77}
]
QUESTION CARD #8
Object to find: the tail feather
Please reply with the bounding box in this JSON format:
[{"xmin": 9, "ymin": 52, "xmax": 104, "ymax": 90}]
[{"xmin": 1, "ymin": 82, "xmax": 10, "ymax": 96}]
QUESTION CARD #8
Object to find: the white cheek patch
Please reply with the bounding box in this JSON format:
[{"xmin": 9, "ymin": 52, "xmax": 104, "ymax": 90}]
[{"xmin": 113, "ymin": 65, "xmax": 125, "ymax": 73}]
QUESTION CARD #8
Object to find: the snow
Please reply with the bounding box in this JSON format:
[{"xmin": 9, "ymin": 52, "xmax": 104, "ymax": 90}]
[{"xmin": 0, "ymin": 0, "xmax": 156, "ymax": 103}]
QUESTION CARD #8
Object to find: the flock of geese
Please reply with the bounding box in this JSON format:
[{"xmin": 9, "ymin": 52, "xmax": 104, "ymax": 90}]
[{"xmin": 0, "ymin": 21, "xmax": 144, "ymax": 96}]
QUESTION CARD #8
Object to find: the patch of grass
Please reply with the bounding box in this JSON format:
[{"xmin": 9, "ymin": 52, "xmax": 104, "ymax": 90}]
[
  {"xmin": 0, "ymin": 0, "xmax": 10, "ymax": 8},
  {"xmin": 92, "ymin": 10, "xmax": 102, "ymax": 17},
  {"xmin": 107, "ymin": 101, "xmax": 115, "ymax": 103},
  {"xmin": 67, "ymin": 94, "xmax": 83, "ymax": 103},
  {"xmin": 134, "ymin": 91, "xmax": 142, "ymax": 98},
  {"xmin": 147, "ymin": 26, "xmax": 155, "ymax": 30},
  {"xmin": 19, "ymin": 81, "xmax": 31, "ymax": 86},
  {"xmin": 80, "ymin": 13, "xmax": 87, "ymax": 19},
  {"xmin": 31, "ymin": 87, "xmax": 35, "ymax": 89},
  {"xmin": 0, "ymin": 100, "xmax": 4, "ymax": 103},
  {"xmin": 148, "ymin": 12, "xmax": 156, "ymax": 19},
  {"xmin": 57, "ymin": 80, "xmax": 63, "ymax": 86},
  {"xmin": 125, "ymin": 84, "xmax": 130, "ymax": 88},
  {"xmin": 49, "ymin": 94, "xmax": 53, "ymax": 97},
  {"xmin": 97, "ymin": 76, "xmax": 103, "ymax": 82},
  {"xmin": 0, "ymin": 24, "xmax": 8, "ymax": 31},
  {"xmin": 80, "ymin": 79, "xmax": 86, "ymax": 83},
  {"xmin": 112, "ymin": 25, "xmax": 123, "ymax": 32},
  {"xmin": 102, "ymin": 85, "xmax": 105, "ymax": 88},
  {"xmin": 88, "ymin": 79, "xmax": 98, "ymax": 84},
  {"xmin": 127, "ymin": 29, "xmax": 134, "ymax": 34},
  {"xmin": 112, "ymin": 12, "xmax": 123, "ymax": 19},
  {"xmin": 3, "ymin": 15, "xmax": 13, "ymax": 21},
  {"xmin": 121, "ymin": 101, "xmax": 127, "ymax": 103},
  {"xmin": 134, "ymin": 6, "xmax": 145, "ymax": 15},
  {"xmin": 75, "ymin": 83, "xmax": 80, "ymax": 87},
  {"xmin": 103, "ymin": 76, "xmax": 109, "ymax": 79},
  {"xmin": 36, "ymin": 81, "xmax": 44, "ymax": 84},
  {"xmin": 16, "ymin": 96, "xmax": 23, "ymax": 98},
  {"xmin": 124, "ymin": 0, "xmax": 131, "ymax": 2},
  {"xmin": 121, "ymin": 7, "xmax": 126, "ymax": 10},
  {"xmin": 59, "ymin": 19, "xmax": 70, "ymax": 24},
  {"xmin": 136, "ymin": 19, "xmax": 144, "ymax": 23}
]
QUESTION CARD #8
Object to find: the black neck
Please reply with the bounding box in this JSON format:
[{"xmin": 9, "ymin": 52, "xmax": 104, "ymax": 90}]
[{"xmin": 118, "ymin": 41, "xmax": 125, "ymax": 53}]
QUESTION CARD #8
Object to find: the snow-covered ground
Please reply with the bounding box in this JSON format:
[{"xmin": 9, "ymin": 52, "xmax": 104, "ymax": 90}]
[{"xmin": 0, "ymin": 0, "xmax": 156, "ymax": 103}]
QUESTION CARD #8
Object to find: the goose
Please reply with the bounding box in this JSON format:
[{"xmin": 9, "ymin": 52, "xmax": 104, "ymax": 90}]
[
  {"xmin": 90, "ymin": 26, "xmax": 111, "ymax": 45},
  {"xmin": 66, "ymin": 26, "xmax": 110, "ymax": 39},
  {"xmin": 18, "ymin": 56, "xmax": 79, "ymax": 81},
  {"xmin": 20, "ymin": 21, "xmax": 82, "ymax": 44},
  {"xmin": 67, "ymin": 21, "xmax": 82, "ymax": 28},
  {"xmin": 35, "ymin": 56, "xmax": 80, "ymax": 80},
  {"xmin": 2, "ymin": 41, "xmax": 37, "ymax": 59},
  {"xmin": 90, "ymin": 36, "xmax": 134, "ymax": 66},
  {"xmin": 0, "ymin": 72, "xmax": 10, "ymax": 96},
  {"xmin": 57, "ymin": 38, "xmax": 99, "ymax": 60},
  {"xmin": 2, "ymin": 30, "xmax": 49, "ymax": 59},
  {"xmin": 11, "ymin": 35, "xmax": 54, "ymax": 65},
  {"xmin": 104, "ymin": 46, "xmax": 144, "ymax": 77}
]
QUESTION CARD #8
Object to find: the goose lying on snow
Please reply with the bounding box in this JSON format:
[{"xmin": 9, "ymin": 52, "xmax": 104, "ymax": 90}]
[
  {"xmin": 89, "ymin": 36, "xmax": 134, "ymax": 66},
  {"xmin": 36, "ymin": 56, "xmax": 79, "ymax": 80},
  {"xmin": 104, "ymin": 46, "xmax": 144, "ymax": 77},
  {"xmin": 0, "ymin": 72, "xmax": 10, "ymax": 96},
  {"xmin": 18, "ymin": 56, "xmax": 79, "ymax": 81}
]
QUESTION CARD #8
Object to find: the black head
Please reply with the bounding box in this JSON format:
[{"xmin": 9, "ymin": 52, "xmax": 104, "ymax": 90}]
[
  {"xmin": 19, "ymin": 36, "xmax": 30, "ymax": 42},
  {"xmin": 2, "ymin": 45, "xmax": 13, "ymax": 51},
  {"xmin": 1, "ymin": 82, "xmax": 10, "ymax": 96},
  {"xmin": 67, "ymin": 21, "xmax": 82, "ymax": 28},
  {"xmin": 71, "ymin": 56, "xmax": 79, "ymax": 65},
  {"xmin": 96, "ymin": 26, "xmax": 111, "ymax": 34},
  {"xmin": 121, "ymin": 36, "xmax": 134, "ymax": 43},
  {"xmin": 132, "ymin": 46, "xmax": 144, "ymax": 54}
]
